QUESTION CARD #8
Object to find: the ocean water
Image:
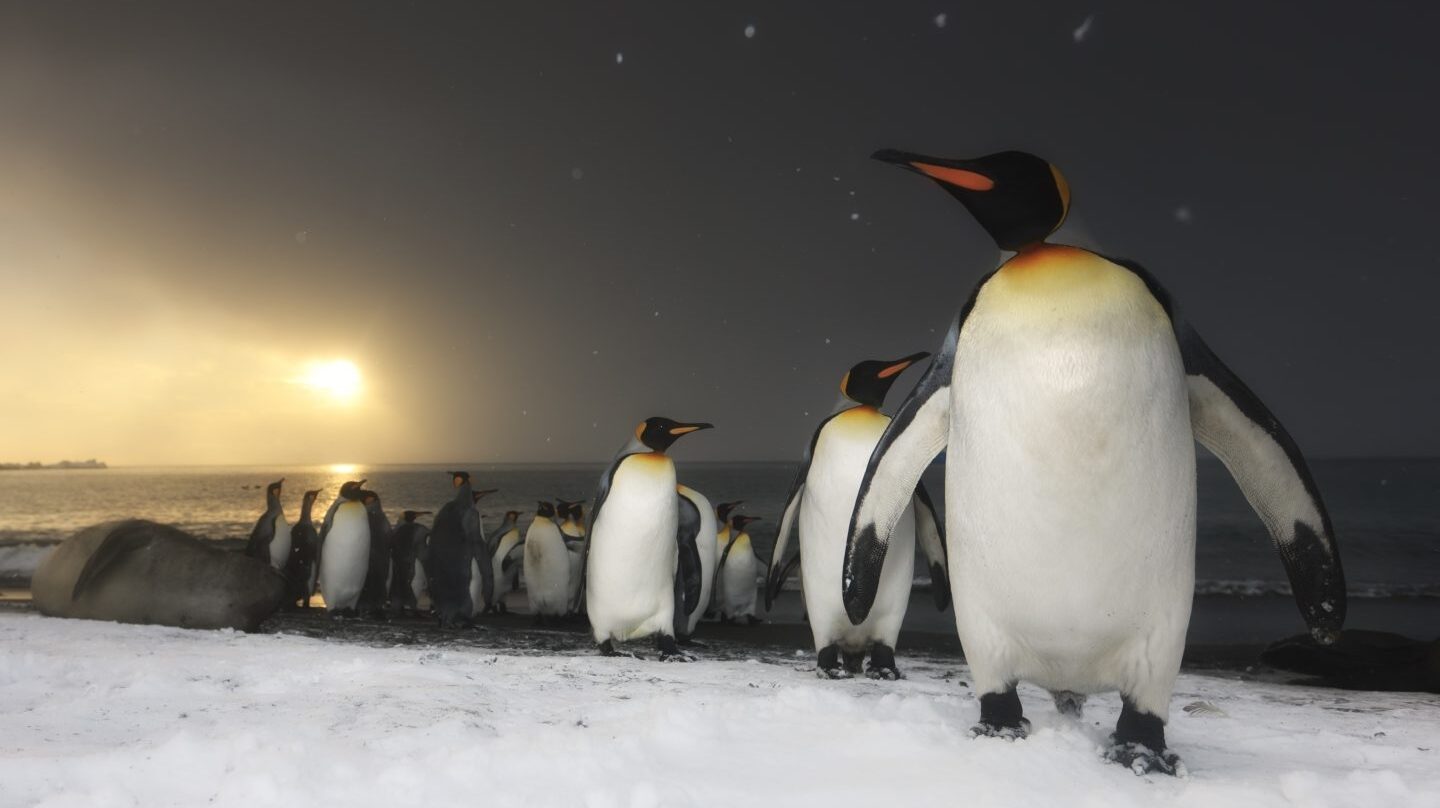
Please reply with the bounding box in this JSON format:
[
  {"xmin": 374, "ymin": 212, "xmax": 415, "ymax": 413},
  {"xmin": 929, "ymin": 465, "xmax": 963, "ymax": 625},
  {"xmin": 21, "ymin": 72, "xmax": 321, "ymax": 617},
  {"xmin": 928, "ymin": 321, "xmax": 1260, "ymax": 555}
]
[{"xmin": 1, "ymin": 458, "xmax": 1436, "ymax": 601}]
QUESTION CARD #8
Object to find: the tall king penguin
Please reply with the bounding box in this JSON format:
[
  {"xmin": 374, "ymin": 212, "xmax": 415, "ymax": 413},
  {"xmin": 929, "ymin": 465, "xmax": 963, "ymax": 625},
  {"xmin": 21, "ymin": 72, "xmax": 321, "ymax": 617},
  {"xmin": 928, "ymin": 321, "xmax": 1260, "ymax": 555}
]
[
  {"xmin": 844, "ymin": 148, "xmax": 1346, "ymax": 775},
  {"xmin": 428, "ymin": 471, "xmax": 488, "ymax": 627},
  {"xmin": 245, "ymin": 478, "xmax": 290, "ymax": 570},
  {"xmin": 766, "ymin": 355, "xmax": 948, "ymax": 679},
  {"xmin": 581, "ymin": 417, "xmax": 711, "ymax": 659},
  {"xmin": 284, "ymin": 488, "xmax": 323, "ymax": 609}
]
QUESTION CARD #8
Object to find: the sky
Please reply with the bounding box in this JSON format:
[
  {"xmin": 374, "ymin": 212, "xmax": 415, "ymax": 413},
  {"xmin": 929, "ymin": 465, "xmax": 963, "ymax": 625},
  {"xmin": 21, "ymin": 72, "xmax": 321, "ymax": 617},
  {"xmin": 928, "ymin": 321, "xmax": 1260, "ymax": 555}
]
[{"xmin": 1, "ymin": 1, "xmax": 1437, "ymax": 465}]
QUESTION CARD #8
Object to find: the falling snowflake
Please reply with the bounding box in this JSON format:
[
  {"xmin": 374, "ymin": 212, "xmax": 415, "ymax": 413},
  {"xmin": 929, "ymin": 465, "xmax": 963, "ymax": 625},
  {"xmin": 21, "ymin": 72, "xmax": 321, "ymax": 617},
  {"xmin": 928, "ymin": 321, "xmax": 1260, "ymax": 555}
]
[
  {"xmin": 850, "ymin": 212, "xmax": 860, "ymax": 221},
  {"xmin": 934, "ymin": 13, "xmax": 947, "ymax": 28},
  {"xmin": 1073, "ymin": 15, "xmax": 1094, "ymax": 42},
  {"xmin": 615, "ymin": 52, "xmax": 624, "ymax": 64},
  {"xmin": 591, "ymin": 349, "xmax": 599, "ymax": 356},
  {"xmin": 744, "ymin": 24, "xmax": 756, "ymax": 39},
  {"xmin": 294, "ymin": 230, "xmax": 308, "ymax": 244},
  {"xmin": 653, "ymin": 310, "xmax": 660, "ymax": 317},
  {"xmin": 1174, "ymin": 206, "xmax": 1194, "ymax": 224},
  {"xmin": 571, "ymin": 168, "xmax": 584, "ymax": 180},
  {"xmin": 824, "ymin": 337, "xmax": 831, "ymax": 344}
]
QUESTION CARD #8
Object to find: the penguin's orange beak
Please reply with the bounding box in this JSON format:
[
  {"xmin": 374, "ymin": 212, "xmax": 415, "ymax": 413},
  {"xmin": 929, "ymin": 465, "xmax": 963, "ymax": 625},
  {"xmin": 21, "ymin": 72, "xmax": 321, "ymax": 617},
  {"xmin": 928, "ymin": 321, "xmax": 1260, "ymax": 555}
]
[
  {"xmin": 878, "ymin": 351, "xmax": 930, "ymax": 379},
  {"xmin": 872, "ymin": 149, "xmax": 994, "ymax": 191}
]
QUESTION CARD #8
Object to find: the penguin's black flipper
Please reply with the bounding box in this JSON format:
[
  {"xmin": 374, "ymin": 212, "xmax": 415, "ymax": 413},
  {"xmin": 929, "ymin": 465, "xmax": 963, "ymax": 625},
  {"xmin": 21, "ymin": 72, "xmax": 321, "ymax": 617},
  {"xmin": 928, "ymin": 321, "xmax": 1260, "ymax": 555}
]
[
  {"xmin": 1118, "ymin": 257, "xmax": 1346, "ymax": 643},
  {"xmin": 913, "ymin": 480, "xmax": 950, "ymax": 611},
  {"xmin": 71, "ymin": 520, "xmax": 165, "ymax": 601},
  {"xmin": 500, "ymin": 541, "xmax": 525, "ymax": 575},
  {"xmin": 675, "ymin": 493, "xmax": 703, "ymax": 615},
  {"xmin": 572, "ymin": 455, "xmax": 625, "ymax": 613},
  {"xmin": 844, "ymin": 302, "xmax": 975, "ymax": 624},
  {"xmin": 245, "ymin": 512, "xmax": 276, "ymax": 562}
]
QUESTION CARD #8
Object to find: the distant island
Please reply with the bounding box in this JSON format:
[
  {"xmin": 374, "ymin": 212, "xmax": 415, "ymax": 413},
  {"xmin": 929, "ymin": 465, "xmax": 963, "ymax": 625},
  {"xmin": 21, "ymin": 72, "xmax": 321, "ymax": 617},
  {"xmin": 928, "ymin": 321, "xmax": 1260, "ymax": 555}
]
[{"xmin": 0, "ymin": 459, "xmax": 108, "ymax": 471}]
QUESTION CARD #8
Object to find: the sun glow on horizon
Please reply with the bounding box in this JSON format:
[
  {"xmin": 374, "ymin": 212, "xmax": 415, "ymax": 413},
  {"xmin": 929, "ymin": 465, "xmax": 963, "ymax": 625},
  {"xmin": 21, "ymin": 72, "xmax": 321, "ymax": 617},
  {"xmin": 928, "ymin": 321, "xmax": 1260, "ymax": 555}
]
[{"xmin": 298, "ymin": 359, "xmax": 363, "ymax": 404}]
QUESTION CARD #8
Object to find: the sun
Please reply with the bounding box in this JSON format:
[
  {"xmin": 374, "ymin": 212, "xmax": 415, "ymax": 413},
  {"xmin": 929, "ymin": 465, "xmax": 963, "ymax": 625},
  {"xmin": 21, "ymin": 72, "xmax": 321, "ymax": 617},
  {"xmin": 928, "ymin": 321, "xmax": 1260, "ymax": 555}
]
[{"xmin": 299, "ymin": 359, "xmax": 362, "ymax": 403}]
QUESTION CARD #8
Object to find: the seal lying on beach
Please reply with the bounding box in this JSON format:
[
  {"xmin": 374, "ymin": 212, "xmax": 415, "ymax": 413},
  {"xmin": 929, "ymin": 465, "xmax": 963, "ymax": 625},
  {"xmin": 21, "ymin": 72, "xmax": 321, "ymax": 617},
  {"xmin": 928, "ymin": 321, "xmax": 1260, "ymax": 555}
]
[
  {"xmin": 32, "ymin": 520, "xmax": 285, "ymax": 631},
  {"xmin": 1263, "ymin": 630, "xmax": 1440, "ymax": 694}
]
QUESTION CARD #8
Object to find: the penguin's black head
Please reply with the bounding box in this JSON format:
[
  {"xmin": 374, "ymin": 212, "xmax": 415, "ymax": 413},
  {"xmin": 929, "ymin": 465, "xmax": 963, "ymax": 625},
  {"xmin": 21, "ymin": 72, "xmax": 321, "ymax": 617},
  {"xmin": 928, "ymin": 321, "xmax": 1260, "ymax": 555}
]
[
  {"xmin": 265, "ymin": 478, "xmax": 285, "ymax": 500},
  {"xmin": 472, "ymin": 488, "xmax": 498, "ymax": 504},
  {"xmin": 536, "ymin": 501, "xmax": 556, "ymax": 518},
  {"xmin": 840, "ymin": 352, "xmax": 930, "ymax": 408},
  {"xmin": 303, "ymin": 488, "xmax": 322, "ymax": 503},
  {"xmin": 731, "ymin": 515, "xmax": 763, "ymax": 532},
  {"xmin": 571, "ymin": 503, "xmax": 584, "ymax": 521},
  {"xmin": 361, "ymin": 490, "xmax": 380, "ymax": 507},
  {"xmin": 872, "ymin": 149, "xmax": 1070, "ymax": 252},
  {"xmin": 402, "ymin": 509, "xmax": 430, "ymax": 522},
  {"xmin": 635, "ymin": 417, "xmax": 714, "ymax": 453},
  {"xmin": 556, "ymin": 498, "xmax": 581, "ymax": 519},
  {"xmin": 340, "ymin": 480, "xmax": 367, "ymax": 501},
  {"xmin": 715, "ymin": 501, "xmax": 743, "ymax": 523},
  {"xmin": 448, "ymin": 471, "xmax": 470, "ymax": 488},
  {"xmin": 504, "ymin": 510, "xmax": 522, "ymax": 521}
]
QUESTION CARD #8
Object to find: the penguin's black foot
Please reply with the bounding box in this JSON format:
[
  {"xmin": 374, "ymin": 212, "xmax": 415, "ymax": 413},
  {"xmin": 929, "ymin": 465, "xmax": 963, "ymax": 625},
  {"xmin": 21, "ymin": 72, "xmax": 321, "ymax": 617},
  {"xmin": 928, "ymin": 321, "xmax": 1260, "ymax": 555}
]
[
  {"xmin": 1107, "ymin": 698, "xmax": 1182, "ymax": 776},
  {"xmin": 656, "ymin": 635, "xmax": 697, "ymax": 662},
  {"xmin": 1051, "ymin": 690, "xmax": 1087, "ymax": 718},
  {"xmin": 677, "ymin": 636, "xmax": 708, "ymax": 648},
  {"xmin": 866, "ymin": 644, "xmax": 903, "ymax": 680},
  {"xmin": 1104, "ymin": 742, "xmax": 1185, "ymax": 777},
  {"xmin": 970, "ymin": 687, "xmax": 1028, "ymax": 740},
  {"xmin": 742, "ymin": 615, "xmax": 762, "ymax": 626},
  {"xmin": 841, "ymin": 650, "xmax": 865, "ymax": 675},
  {"xmin": 597, "ymin": 640, "xmax": 642, "ymax": 659},
  {"xmin": 816, "ymin": 645, "xmax": 851, "ymax": 679}
]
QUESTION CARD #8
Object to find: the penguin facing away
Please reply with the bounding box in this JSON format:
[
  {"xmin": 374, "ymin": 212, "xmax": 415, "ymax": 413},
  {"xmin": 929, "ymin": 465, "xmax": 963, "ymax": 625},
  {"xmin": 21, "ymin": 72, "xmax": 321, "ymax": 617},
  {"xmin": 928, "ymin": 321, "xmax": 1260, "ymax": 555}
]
[
  {"xmin": 675, "ymin": 485, "xmax": 718, "ymax": 640},
  {"xmin": 317, "ymin": 482, "xmax": 371, "ymax": 615},
  {"xmin": 845, "ymin": 148, "xmax": 1346, "ymax": 775},
  {"xmin": 245, "ymin": 478, "xmax": 290, "ymax": 570},
  {"xmin": 558, "ymin": 500, "xmax": 587, "ymax": 615},
  {"xmin": 581, "ymin": 417, "xmax": 711, "ymax": 659},
  {"xmin": 523, "ymin": 501, "xmax": 570, "ymax": 621},
  {"xmin": 709, "ymin": 500, "xmax": 742, "ymax": 615},
  {"xmin": 427, "ymin": 471, "xmax": 483, "ymax": 627},
  {"xmin": 358, "ymin": 489, "xmax": 393, "ymax": 618},
  {"xmin": 467, "ymin": 488, "xmax": 499, "ymax": 617},
  {"xmin": 766, "ymin": 353, "xmax": 948, "ymax": 680},
  {"xmin": 717, "ymin": 515, "xmax": 763, "ymax": 624},
  {"xmin": 284, "ymin": 488, "xmax": 323, "ymax": 609},
  {"xmin": 389, "ymin": 510, "xmax": 431, "ymax": 615}
]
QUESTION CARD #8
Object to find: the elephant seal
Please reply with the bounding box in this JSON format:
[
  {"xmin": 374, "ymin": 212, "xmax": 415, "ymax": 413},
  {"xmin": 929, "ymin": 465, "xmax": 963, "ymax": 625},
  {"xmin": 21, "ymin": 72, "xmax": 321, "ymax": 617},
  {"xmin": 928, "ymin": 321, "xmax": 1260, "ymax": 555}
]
[{"xmin": 32, "ymin": 520, "xmax": 286, "ymax": 631}]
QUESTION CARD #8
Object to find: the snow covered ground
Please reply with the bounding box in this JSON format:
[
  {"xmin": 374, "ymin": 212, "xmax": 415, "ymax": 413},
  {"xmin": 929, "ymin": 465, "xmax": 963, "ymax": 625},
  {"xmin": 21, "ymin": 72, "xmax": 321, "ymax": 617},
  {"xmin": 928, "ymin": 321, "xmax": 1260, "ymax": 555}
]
[{"xmin": 2, "ymin": 611, "xmax": 1438, "ymax": 808}]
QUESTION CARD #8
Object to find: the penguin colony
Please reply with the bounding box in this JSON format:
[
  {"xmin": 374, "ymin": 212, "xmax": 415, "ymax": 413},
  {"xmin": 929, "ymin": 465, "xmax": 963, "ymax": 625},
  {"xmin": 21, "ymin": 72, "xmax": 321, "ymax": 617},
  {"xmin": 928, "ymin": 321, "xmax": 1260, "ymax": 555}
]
[{"xmin": 236, "ymin": 148, "xmax": 1345, "ymax": 776}]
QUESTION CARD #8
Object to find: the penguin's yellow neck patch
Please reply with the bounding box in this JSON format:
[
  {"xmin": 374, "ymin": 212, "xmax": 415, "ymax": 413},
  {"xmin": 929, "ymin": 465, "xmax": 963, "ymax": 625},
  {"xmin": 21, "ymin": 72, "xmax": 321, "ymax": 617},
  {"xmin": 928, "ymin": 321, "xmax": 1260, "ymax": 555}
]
[{"xmin": 996, "ymin": 244, "xmax": 1116, "ymax": 291}]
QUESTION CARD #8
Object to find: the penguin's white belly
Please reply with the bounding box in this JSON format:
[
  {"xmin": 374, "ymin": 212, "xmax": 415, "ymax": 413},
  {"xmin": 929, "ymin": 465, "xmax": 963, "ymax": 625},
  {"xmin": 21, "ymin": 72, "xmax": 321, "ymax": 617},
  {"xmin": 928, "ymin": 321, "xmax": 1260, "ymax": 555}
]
[
  {"xmin": 720, "ymin": 548, "xmax": 758, "ymax": 617},
  {"xmin": 524, "ymin": 523, "xmax": 570, "ymax": 615},
  {"xmin": 319, "ymin": 504, "xmax": 370, "ymax": 611},
  {"xmin": 468, "ymin": 559, "xmax": 484, "ymax": 616},
  {"xmin": 268, "ymin": 515, "xmax": 292, "ymax": 570},
  {"xmin": 587, "ymin": 456, "xmax": 678, "ymax": 642},
  {"xmin": 950, "ymin": 259, "xmax": 1196, "ymax": 700},
  {"xmin": 411, "ymin": 561, "xmax": 426, "ymax": 603},
  {"xmin": 801, "ymin": 414, "xmax": 916, "ymax": 651}
]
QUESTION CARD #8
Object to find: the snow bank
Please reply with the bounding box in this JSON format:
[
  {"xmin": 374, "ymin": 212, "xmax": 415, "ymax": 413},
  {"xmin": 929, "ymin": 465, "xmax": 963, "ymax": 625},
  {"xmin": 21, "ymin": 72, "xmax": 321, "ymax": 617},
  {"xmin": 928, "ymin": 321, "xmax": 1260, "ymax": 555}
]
[{"xmin": 2, "ymin": 612, "xmax": 1437, "ymax": 808}]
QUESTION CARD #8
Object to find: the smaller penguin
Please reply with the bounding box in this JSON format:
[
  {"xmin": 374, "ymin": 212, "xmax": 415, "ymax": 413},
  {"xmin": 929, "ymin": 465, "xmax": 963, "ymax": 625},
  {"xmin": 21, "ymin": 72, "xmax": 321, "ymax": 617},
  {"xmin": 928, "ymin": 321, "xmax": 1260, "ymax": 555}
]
[
  {"xmin": 389, "ymin": 510, "xmax": 431, "ymax": 616},
  {"xmin": 675, "ymin": 485, "xmax": 717, "ymax": 642},
  {"xmin": 557, "ymin": 499, "xmax": 587, "ymax": 614},
  {"xmin": 245, "ymin": 478, "xmax": 291, "ymax": 570},
  {"xmin": 718, "ymin": 515, "xmax": 763, "ymax": 624},
  {"xmin": 318, "ymin": 482, "xmax": 371, "ymax": 616},
  {"xmin": 283, "ymin": 488, "xmax": 323, "ymax": 609},
  {"xmin": 467, "ymin": 488, "xmax": 499, "ymax": 617},
  {"xmin": 523, "ymin": 501, "xmax": 570, "ymax": 622},
  {"xmin": 486, "ymin": 510, "xmax": 524, "ymax": 614},
  {"xmin": 709, "ymin": 501, "xmax": 743, "ymax": 616}
]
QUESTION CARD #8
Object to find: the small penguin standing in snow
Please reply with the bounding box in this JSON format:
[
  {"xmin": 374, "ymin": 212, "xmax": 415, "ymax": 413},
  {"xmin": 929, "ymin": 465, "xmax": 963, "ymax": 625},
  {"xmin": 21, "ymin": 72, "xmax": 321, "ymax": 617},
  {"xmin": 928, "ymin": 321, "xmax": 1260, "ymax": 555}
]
[
  {"xmin": 356, "ymin": 489, "xmax": 394, "ymax": 618},
  {"xmin": 557, "ymin": 499, "xmax": 587, "ymax": 614},
  {"xmin": 718, "ymin": 515, "xmax": 763, "ymax": 624},
  {"xmin": 467, "ymin": 488, "xmax": 499, "ymax": 618},
  {"xmin": 245, "ymin": 478, "xmax": 290, "ymax": 570},
  {"xmin": 581, "ymin": 417, "xmax": 712, "ymax": 659},
  {"xmin": 283, "ymin": 488, "xmax": 323, "ymax": 609},
  {"xmin": 389, "ymin": 510, "xmax": 430, "ymax": 615},
  {"xmin": 766, "ymin": 354, "xmax": 948, "ymax": 679},
  {"xmin": 487, "ymin": 510, "xmax": 524, "ymax": 614},
  {"xmin": 675, "ymin": 485, "xmax": 718, "ymax": 642},
  {"xmin": 318, "ymin": 482, "xmax": 371, "ymax": 616},
  {"xmin": 709, "ymin": 500, "xmax": 743, "ymax": 615},
  {"xmin": 523, "ymin": 501, "xmax": 570, "ymax": 622}
]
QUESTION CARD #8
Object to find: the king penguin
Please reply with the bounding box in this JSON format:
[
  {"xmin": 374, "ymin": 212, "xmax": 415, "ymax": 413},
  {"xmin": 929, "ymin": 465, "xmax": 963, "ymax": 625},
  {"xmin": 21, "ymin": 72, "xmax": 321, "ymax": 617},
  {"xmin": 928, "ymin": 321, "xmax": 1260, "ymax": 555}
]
[
  {"xmin": 767, "ymin": 354, "xmax": 948, "ymax": 679},
  {"xmin": 283, "ymin": 488, "xmax": 323, "ymax": 609},
  {"xmin": 717, "ymin": 515, "xmax": 763, "ymax": 624},
  {"xmin": 580, "ymin": 417, "xmax": 711, "ymax": 659},
  {"xmin": 844, "ymin": 148, "xmax": 1347, "ymax": 774},
  {"xmin": 557, "ymin": 499, "xmax": 587, "ymax": 614},
  {"xmin": 709, "ymin": 500, "xmax": 742, "ymax": 615},
  {"xmin": 675, "ymin": 485, "xmax": 717, "ymax": 641},
  {"xmin": 318, "ymin": 481, "xmax": 371, "ymax": 616},
  {"xmin": 427, "ymin": 471, "xmax": 488, "ymax": 627},
  {"xmin": 487, "ymin": 510, "xmax": 524, "ymax": 614},
  {"xmin": 357, "ymin": 489, "xmax": 394, "ymax": 618},
  {"xmin": 389, "ymin": 510, "xmax": 431, "ymax": 615},
  {"xmin": 245, "ymin": 478, "xmax": 290, "ymax": 570},
  {"xmin": 523, "ymin": 501, "xmax": 570, "ymax": 622}
]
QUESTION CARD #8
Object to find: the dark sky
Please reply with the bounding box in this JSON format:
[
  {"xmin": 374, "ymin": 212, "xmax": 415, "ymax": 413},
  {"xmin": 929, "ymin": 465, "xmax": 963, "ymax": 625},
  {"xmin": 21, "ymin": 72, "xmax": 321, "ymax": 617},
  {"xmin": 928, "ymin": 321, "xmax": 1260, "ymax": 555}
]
[{"xmin": 2, "ymin": 1, "xmax": 1437, "ymax": 464}]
